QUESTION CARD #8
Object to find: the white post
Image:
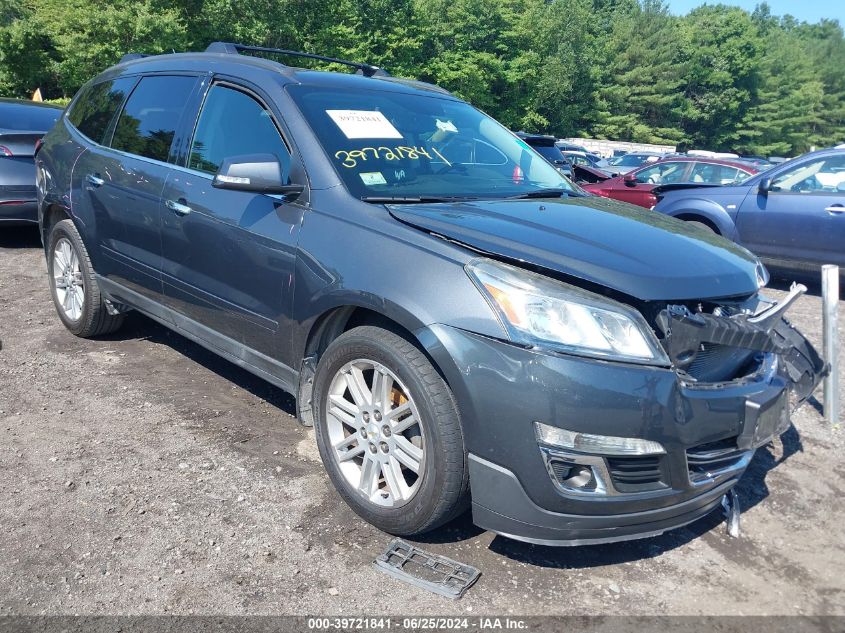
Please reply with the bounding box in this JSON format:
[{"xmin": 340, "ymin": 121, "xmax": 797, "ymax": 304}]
[{"xmin": 822, "ymin": 265, "xmax": 840, "ymax": 424}]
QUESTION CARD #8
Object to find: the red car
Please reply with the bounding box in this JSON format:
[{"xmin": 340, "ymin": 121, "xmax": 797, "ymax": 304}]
[{"xmin": 582, "ymin": 157, "xmax": 759, "ymax": 208}]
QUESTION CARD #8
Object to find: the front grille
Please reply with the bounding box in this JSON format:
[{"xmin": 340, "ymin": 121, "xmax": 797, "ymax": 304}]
[
  {"xmin": 687, "ymin": 437, "xmax": 748, "ymax": 483},
  {"xmin": 606, "ymin": 455, "xmax": 665, "ymax": 492}
]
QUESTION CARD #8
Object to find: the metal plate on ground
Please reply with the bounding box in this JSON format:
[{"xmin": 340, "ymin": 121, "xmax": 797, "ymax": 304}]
[{"xmin": 373, "ymin": 539, "xmax": 480, "ymax": 599}]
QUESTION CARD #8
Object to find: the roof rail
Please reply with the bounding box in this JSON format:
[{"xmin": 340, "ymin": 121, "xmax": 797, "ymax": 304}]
[
  {"xmin": 204, "ymin": 42, "xmax": 390, "ymax": 77},
  {"xmin": 119, "ymin": 53, "xmax": 149, "ymax": 64}
]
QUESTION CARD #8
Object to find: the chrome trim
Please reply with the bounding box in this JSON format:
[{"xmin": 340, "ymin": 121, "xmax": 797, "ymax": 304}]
[
  {"xmin": 540, "ymin": 447, "xmax": 676, "ymax": 498},
  {"xmin": 688, "ymin": 449, "xmax": 753, "ymax": 488},
  {"xmin": 540, "ymin": 447, "xmax": 616, "ymax": 496}
]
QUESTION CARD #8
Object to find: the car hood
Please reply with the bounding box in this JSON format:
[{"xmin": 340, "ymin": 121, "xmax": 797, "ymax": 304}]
[{"xmin": 388, "ymin": 196, "xmax": 761, "ymax": 301}]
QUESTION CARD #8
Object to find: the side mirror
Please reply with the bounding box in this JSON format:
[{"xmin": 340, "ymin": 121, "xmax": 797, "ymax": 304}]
[
  {"xmin": 212, "ymin": 153, "xmax": 304, "ymax": 197},
  {"xmin": 758, "ymin": 177, "xmax": 773, "ymax": 195},
  {"xmin": 623, "ymin": 172, "xmax": 637, "ymax": 186}
]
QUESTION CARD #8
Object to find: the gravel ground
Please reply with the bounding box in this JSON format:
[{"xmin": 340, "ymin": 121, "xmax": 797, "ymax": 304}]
[{"xmin": 1, "ymin": 225, "xmax": 843, "ymax": 617}]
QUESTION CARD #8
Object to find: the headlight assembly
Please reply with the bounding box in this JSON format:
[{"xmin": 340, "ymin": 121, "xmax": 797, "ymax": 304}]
[{"xmin": 466, "ymin": 258, "xmax": 669, "ymax": 365}]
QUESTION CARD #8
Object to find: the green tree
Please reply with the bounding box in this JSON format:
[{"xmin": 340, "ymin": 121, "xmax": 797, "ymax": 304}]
[
  {"xmin": 0, "ymin": 0, "xmax": 843, "ymax": 152},
  {"xmin": 677, "ymin": 4, "xmax": 763, "ymax": 149},
  {"xmin": 592, "ymin": 0, "xmax": 687, "ymax": 144},
  {"xmin": 0, "ymin": 0, "xmax": 187, "ymax": 98},
  {"xmin": 734, "ymin": 27, "xmax": 825, "ymax": 155}
]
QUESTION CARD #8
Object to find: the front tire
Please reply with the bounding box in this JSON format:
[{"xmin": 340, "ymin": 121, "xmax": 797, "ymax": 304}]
[
  {"xmin": 313, "ymin": 326, "xmax": 469, "ymax": 536},
  {"xmin": 47, "ymin": 219, "xmax": 124, "ymax": 337}
]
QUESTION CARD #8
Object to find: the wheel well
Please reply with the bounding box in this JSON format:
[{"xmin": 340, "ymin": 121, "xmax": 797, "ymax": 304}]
[
  {"xmin": 296, "ymin": 306, "xmax": 446, "ymax": 426},
  {"xmin": 41, "ymin": 204, "xmax": 70, "ymax": 247},
  {"xmin": 674, "ymin": 213, "xmax": 721, "ymax": 234},
  {"xmin": 303, "ymin": 306, "xmax": 417, "ymax": 361}
]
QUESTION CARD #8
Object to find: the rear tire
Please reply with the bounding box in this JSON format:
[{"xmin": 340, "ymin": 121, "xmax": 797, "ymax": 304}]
[
  {"xmin": 47, "ymin": 219, "xmax": 124, "ymax": 337},
  {"xmin": 313, "ymin": 326, "xmax": 469, "ymax": 536}
]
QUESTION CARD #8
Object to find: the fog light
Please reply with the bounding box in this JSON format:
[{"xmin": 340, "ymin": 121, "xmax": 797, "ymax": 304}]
[
  {"xmin": 551, "ymin": 462, "xmax": 594, "ymax": 489},
  {"xmin": 564, "ymin": 465, "xmax": 594, "ymax": 488},
  {"xmin": 535, "ymin": 421, "xmax": 665, "ymax": 456}
]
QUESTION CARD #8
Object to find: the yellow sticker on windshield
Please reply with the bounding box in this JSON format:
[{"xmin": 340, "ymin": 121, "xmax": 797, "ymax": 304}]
[{"xmin": 335, "ymin": 145, "xmax": 435, "ymax": 168}]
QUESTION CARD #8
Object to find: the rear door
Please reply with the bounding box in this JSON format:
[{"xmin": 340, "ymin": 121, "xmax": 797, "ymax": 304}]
[
  {"xmin": 735, "ymin": 154, "xmax": 845, "ymax": 270},
  {"xmin": 160, "ymin": 80, "xmax": 306, "ymax": 359},
  {"xmin": 70, "ymin": 74, "xmax": 199, "ymax": 302}
]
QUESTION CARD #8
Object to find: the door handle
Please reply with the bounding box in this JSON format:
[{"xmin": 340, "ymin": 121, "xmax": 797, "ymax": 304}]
[
  {"xmin": 825, "ymin": 205, "xmax": 844, "ymax": 215},
  {"xmin": 165, "ymin": 198, "xmax": 192, "ymax": 216},
  {"xmin": 85, "ymin": 173, "xmax": 104, "ymax": 187}
]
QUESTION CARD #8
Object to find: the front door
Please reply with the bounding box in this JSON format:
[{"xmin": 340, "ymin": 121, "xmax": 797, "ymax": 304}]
[
  {"xmin": 735, "ymin": 154, "xmax": 845, "ymax": 270},
  {"xmin": 160, "ymin": 81, "xmax": 305, "ymax": 360}
]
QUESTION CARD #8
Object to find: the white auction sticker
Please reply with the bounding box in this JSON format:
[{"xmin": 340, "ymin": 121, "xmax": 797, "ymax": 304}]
[
  {"xmin": 360, "ymin": 171, "xmax": 388, "ymax": 185},
  {"xmin": 326, "ymin": 110, "xmax": 403, "ymax": 139}
]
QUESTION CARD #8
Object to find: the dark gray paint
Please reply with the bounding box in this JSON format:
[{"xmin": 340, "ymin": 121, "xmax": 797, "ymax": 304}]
[{"xmin": 35, "ymin": 51, "xmax": 823, "ymax": 546}]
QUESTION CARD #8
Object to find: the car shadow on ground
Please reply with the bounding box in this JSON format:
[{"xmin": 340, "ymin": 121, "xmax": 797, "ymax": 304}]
[
  {"xmin": 0, "ymin": 225, "xmax": 42, "ymax": 249},
  {"xmin": 99, "ymin": 311, "xmax": 297, "ymax": 417},
  {"xmin": 100, "ymin": 307, "xmax": 808, "ymax": 569}
]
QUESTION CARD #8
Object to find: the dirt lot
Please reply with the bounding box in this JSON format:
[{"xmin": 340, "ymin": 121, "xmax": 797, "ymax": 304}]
[{"xmin": 1, "ymin": 225, "xmax": 843, "ymax": 617}]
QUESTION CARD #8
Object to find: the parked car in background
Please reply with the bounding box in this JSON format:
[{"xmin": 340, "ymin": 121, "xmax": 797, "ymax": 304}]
[
  {"xmin": 36, "ymin": 43, "xmax": 824, "ymax": 547},
  {"xmin": 582, "ymin": 156, "xmax": 758, "ymax": 208},
  {"xmin": 0, "ymin": 98, "xmax": 62, "ymax": 224},
  {"xmin": 561, "ymin": 150, "xmax": 603, "ymax": 169},
  {"xmin": 517, "ymin": 132, "xmax": 572, "ymax": 177},
  {"xmin": 653, "ymin": 148, "xmax": 845, "ymax": 278},
  {"xmin": 599, "ymin": 151, "xmax": 664, "ymax": 175},
  {"xmin": 739, "ymin": 155, "xmax": 773, "ymax": 169},
  {"xmin": 555, "ymin": 141, "xmax": 591, "ymax": 154}
]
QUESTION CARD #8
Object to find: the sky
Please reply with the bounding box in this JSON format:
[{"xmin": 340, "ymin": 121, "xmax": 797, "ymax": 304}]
[{"xmin": 666, "ymin": 0, "xmax": 845, "ymax": 24}]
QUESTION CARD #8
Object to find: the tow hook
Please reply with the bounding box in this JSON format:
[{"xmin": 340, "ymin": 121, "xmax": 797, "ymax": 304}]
[{"xmin": 721, "ymin": 489, "xmax": 741, "ymax": 538}]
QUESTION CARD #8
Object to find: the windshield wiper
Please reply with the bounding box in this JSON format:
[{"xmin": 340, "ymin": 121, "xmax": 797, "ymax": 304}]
[
  {"xmin": 505, "ymin": 188, "xmax": 583, "ymax": 200},
  {"xmin": 361, "ymin": 195, "xmax": 479, "ymax": 204}
]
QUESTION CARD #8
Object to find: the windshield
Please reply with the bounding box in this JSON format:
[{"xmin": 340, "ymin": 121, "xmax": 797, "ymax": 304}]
[
  {"xmin": 609, "ymin": 154, "xmax": 652, "ymax": 167},
  {"xmin": 0, "ymin": 102, "xmax": 61, "ymax": 132},
  {"xmin": 530, "ymin": 144, "xmax": 565, "ymax": 164},
  {"xmin": 288, "ymin": 85, "xmax": 575, "ymax": 200}
]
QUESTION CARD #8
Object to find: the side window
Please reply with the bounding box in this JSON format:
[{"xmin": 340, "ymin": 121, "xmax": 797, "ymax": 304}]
[
  {"xmin": 111, "ymin": 75, "xmax": 197, "ymax": 162},
  {"xmin": 188, "ymin": 84, "xmax": 290, "ymax": 176},
  {"xmin": 689, "ymin": 162, "xmax": 741, "ymax": 185},
  {"xmin": 772, "ymin": 156, "xmax": 845, "ymax": 193},
  {"xmin": 734, "ymin": 169, "xmax": 753, "ymax": 184},
  {"xmin": 635, "ymin": 162, "xmax": 685, "ymax": 184},
  {"xmin": 67, "ymin": 78, "xmax": 136, "ymax": 145}
]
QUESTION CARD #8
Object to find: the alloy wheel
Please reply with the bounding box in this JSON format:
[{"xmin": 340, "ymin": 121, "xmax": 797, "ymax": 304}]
[
  {"xmin": 52, "ymin": 237, "xmax": 85, "ymax": 321},
  {"xmin": 325, "ymin": 359, "xmax": 425, "ymax": 507}
]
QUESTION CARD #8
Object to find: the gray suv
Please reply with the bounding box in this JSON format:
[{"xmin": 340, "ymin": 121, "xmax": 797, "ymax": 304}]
[{"xmin": 36, "ymin": 43, "xmax": 824, "ymax": 546}]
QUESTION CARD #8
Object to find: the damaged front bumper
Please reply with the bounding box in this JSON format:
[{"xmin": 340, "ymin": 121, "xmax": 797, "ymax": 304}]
[{"xmin": 420, "ymin": 285, "xmax": 826, "ymax": 546}]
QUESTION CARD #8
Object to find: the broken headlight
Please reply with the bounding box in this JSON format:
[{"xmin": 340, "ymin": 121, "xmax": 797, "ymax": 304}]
[{"xmin": 466, "ymin": 259, "xmax": 669, "ymax": 365}]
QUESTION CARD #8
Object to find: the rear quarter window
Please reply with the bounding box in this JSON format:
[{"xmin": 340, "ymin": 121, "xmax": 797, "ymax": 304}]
[{"xmin": 67, "ymin": 78, "xmax": 137, "ymax": 144}]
